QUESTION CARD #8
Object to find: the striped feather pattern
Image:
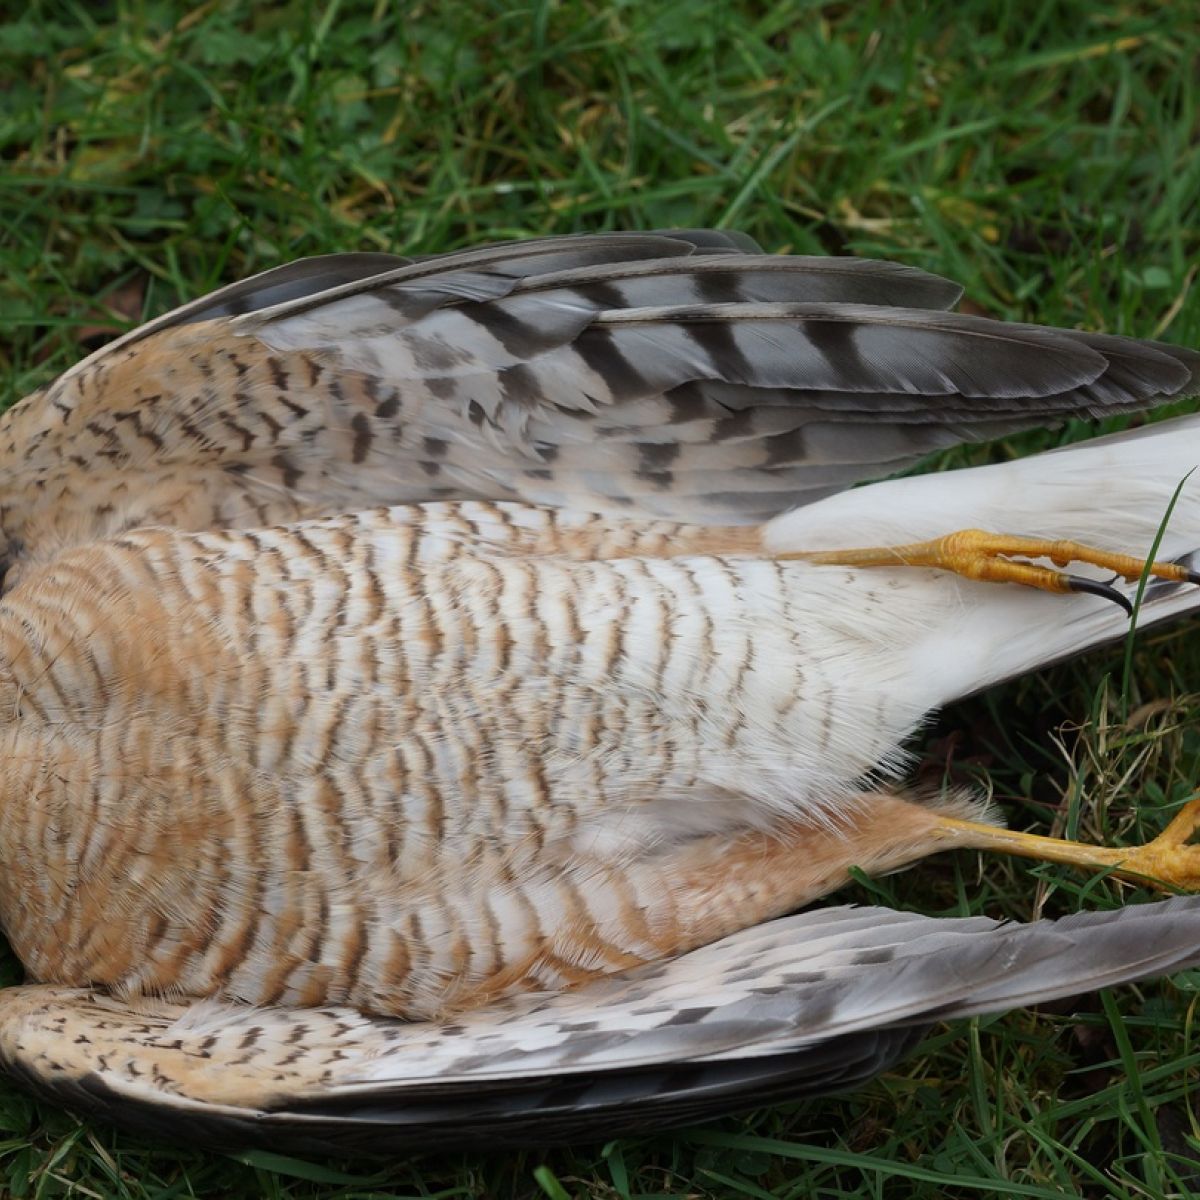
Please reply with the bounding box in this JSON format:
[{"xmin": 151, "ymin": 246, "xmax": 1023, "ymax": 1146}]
[
  {"xmin": 0, "ymin": 505, "xmax": 970, "ymax": 1019},
  {"xmin": 0, "ymin": 233, "xmax": 1196, "ymax": 1148},
  {"xmin": 0, "ymin": 416, "xmax": 1195, "ymax": 1032},
  {"xmin": 3, "ymin": 899, "xmax": 1199, "ymax": 1148},
  {"xmin": 2, "ymin": 230, "xmax": 1195, "ymax": 578}
]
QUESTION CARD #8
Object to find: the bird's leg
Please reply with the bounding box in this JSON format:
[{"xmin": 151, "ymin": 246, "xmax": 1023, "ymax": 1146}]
[
  {"xmin": 783, "ymin": 530, "xmax": 1199, "ymax": 612},
  {"xmin": 608, "ymin": 793, "xmax": 1000, "ymax": 955},
  {"xmin": 929, "ymin": 797, "xmax": 1200, "ymax": 891},
  {"xmin": 444, "ymin": 793, "xmax": 994, "ymax": 1015},
  {"xmin": 635, "ymin": 793, "xmax": 1200, "ymax": 971}
]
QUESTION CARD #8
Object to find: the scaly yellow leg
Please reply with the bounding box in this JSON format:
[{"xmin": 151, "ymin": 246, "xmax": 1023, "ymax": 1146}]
[
  {"xmin": 930, "ymin": 797, "xmax": 1200, "ymax": 891},
  {"xmin": 783, "ymin": 529, "xmax": 1199, "ymax": 613}
]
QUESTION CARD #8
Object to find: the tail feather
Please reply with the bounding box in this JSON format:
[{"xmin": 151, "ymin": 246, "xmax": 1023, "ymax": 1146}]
[{"xmin": 764, "ymin": 412, "xmax": 1200, "ymax": 699}]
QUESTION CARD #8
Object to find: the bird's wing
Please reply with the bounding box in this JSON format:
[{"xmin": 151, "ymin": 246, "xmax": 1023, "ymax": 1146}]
[
  {"xmin": 28, "ymin": 230, "xmax": 1199, "ymax": 530},
  {"xmin": 230, "ymin": 239, "xmax": 1199, "ymax": 523},
  {"xmin": 53, "ymin": 231, "xmax": 772, "ymax": 371},
  {"xmin": 3, "ymin": 898, "xmax": 1198, "ymax": 1151}
]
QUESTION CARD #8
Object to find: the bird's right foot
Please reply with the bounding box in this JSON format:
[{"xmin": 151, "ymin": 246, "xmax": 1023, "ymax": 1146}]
[
  {"xmin": 784, "ymin": 529, "xmax": 1199, "ymax": 614},
  {"xmin": 931, "ymin": 796, "xmax": 1200, "ymax": 892}
]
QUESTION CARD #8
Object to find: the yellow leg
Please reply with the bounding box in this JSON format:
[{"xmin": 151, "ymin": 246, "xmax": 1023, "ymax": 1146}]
[
  {"xmin": 784, "ymin": 529, "xmax": 1199, "ymax": 612},
  {"xmin": 930, "ymin": 797, "xmax": 1200, "ymax": 891}
]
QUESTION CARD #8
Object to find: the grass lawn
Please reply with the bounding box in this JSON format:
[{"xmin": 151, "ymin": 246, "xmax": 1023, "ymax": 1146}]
[{"xmin": 2, "ymin": 0, "xmax": 1200, "ymax": 1195}]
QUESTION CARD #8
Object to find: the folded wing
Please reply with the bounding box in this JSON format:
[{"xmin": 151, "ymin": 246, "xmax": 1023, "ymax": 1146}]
[
  {"xmin": 3, "ymin": 228, "xmax": 1192, "ymax": 590},
  {"xmin": 3, "ymin": 898, "xmax": 1197, "ymax": 1151}
]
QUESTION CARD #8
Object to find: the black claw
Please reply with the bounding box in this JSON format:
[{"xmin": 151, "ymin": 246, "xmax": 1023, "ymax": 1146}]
[{"xmin": 1067, "ymin": 574, "xmax": 1134, "ymax": 616}]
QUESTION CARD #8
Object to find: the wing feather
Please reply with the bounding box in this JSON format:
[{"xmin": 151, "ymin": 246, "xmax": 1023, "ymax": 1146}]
[
  {"xmin": 24, "ymin": 230, "xmax": 1200, "ymax": 536},
  {"xmin": 3, "ymin": 899, "xmax": 1198, "ymax": 1150},
  {"xmin": 243, "ymin": 264, "xmax": 1198, "ymax": 521}
]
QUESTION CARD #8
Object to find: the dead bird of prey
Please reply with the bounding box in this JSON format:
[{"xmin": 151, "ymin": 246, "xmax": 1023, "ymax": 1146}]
[{"xmin": 0, "ymin": 229, "xmax": 1198, "ymax": 1148}]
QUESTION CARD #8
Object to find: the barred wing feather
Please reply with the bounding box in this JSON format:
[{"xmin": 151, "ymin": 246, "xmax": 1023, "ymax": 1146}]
[
  {"xmin": 2, "ymin": 900, "xmax": 1198, "ymax": 1150},
  {"xmin": 12, "ymin": 231, "xmax": 1196, "ymax": 567}
]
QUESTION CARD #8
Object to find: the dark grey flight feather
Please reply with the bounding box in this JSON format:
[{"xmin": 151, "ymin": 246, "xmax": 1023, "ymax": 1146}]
[
  {"xmin": 227, "ymin": 235, "xmax": 1199, "ymax": 524},
  {"xmin": 45, "ymin": 230, "xmax": 1200, "ymax": 529},
  {"xmin": 150, "ymin": 253, "xmax": 416, "ymax": 326},
  {"xmin": 232, "ymin": 232, "xmax": 734, "ymax": 327},
  {"xmin": 5, "ymin": 899, "xmax": 1199, "ymax": 1152},
  {"xmin": 507, "ymin": 254, "xmax": 967, "ymax": 310},
  {"xmin": 62, "ymin": 232, "xmax": 747, "ymax": 371}
]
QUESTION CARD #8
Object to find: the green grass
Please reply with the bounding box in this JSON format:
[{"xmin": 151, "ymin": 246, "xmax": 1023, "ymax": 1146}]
[{"xmin": 2, "ymin": 0, "xmax": 1200, "ymax": 1195}]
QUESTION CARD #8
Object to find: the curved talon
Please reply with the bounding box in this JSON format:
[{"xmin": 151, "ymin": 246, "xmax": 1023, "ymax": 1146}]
[
  {"xmin": 1066, "ymin": 575, "xmax": 1133, "ymax": 616},
  {"xmin": 786, "ymin": 528, "xmax": 1200, "ymax": 609}
]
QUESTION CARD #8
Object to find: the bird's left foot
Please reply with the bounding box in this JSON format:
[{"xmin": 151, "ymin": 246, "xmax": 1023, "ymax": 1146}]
[
  {"xmin": 933, "ymin": 797, "xmax": 1200, "ymax": 892},
  {"xmin": 1098, "ymin": 797, "xmax": 1200, "ymax": 890},
  {"xmin": 788, "ymin": 529, "xmax": 1199, "ymax": 614}
]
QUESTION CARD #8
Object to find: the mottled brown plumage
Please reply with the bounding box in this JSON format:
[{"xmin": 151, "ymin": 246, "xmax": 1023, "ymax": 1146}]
[
  {"xmin": 0, "ymin": 501, "xmax": 990, "ymax": 1018},
  {"xmin": 0, "ymin": 231, "xmax": 1199, "ymax": 1147},
  {"xmin": 3, "ymin": 230, "xmax": 1196, "ymax": 584}
]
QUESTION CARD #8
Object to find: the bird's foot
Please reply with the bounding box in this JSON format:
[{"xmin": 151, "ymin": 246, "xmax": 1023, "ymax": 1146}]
[
  {"xmin": 1100, "ymin": 797, "xmax": 1200, "ymax": 890},
  {"xmin": 787, "ymin": 529, "xmax": 1199, "ymax": 614},
  {"xmin": 932, "ymin": 796, "xmax": 1200, "ymax": 892}
]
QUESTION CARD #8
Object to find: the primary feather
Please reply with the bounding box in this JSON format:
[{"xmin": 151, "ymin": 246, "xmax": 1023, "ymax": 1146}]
[
  {"xmin": 3, "ymin": 899, "xmax": 1200, "ymax": 1150},
  {"xmin": 1, "ymin": 230, "xmax": 1196, "ymax": 575}
]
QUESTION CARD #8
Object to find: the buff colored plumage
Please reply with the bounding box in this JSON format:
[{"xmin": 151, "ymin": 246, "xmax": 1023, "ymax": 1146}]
[{"xmin": 0, "ymin": 230, "xmax": 1199, "ymax": 1147}]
